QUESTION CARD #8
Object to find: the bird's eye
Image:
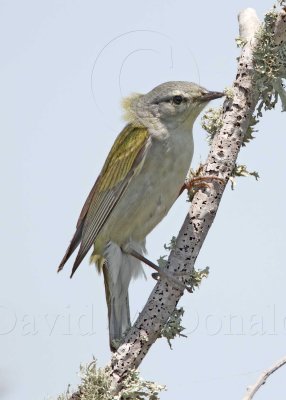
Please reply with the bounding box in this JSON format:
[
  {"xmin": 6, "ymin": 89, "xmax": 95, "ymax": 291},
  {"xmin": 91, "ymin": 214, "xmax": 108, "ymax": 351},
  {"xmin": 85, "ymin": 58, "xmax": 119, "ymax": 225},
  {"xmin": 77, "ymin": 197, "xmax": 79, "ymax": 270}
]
[{"xmin": 172, "ymin": 95, "xmax": 183, "ymax": 105}]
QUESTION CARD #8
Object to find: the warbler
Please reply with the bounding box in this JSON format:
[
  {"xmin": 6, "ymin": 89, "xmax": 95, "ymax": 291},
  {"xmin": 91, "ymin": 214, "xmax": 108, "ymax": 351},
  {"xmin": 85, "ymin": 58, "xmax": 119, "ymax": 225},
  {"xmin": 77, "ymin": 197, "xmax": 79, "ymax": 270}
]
[{"xmin": 58, "ymin": 81, "xmax": 223, "ymax": 350}]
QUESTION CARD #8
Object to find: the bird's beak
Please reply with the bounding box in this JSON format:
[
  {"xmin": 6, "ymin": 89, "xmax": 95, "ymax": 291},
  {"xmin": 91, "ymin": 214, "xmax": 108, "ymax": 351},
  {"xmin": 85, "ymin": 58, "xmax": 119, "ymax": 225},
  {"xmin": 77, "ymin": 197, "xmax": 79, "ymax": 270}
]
[{"xmin": 200, "ymin": 91, "xmax": 225, "ymax": 102}]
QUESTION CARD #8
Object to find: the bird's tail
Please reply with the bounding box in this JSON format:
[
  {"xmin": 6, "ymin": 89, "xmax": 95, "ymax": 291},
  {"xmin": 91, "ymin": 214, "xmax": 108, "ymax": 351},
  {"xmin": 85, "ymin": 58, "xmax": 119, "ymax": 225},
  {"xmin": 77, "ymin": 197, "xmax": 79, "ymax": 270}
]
[{"xmin": 102, "ymin": 241, "xmax": 145, "ymax": 352}]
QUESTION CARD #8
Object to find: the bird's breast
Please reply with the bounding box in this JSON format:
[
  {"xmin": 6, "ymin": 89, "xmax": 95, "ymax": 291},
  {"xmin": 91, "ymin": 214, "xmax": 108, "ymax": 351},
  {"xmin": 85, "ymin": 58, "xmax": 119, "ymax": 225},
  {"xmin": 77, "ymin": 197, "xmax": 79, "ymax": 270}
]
[{"xmin": 99, "ymin": 127, "xmax": 194, "ymax": 247}]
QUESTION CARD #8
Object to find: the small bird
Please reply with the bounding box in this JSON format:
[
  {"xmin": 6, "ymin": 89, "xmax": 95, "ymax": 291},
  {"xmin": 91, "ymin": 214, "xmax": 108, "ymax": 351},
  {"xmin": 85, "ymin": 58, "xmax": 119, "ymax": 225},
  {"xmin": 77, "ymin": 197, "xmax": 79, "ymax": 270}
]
[{"xmin": 58, "ymin": 81, "xmax": 223, "ymax": 350}]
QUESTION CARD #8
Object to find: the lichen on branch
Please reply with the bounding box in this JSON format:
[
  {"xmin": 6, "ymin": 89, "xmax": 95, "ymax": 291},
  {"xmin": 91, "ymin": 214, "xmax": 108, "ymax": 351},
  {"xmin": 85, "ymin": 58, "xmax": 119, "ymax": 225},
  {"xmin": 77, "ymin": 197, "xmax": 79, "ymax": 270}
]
[
  {"xmin": 253, "ymin": 5, "xmax": 286, "ymax": 112},
  {"xmin": 160, "ymin": 307, "xmax": 187, "ymax": 349},
  {"xmin": 201, "ymin": 107, "xmax": 223, "ymax": 144},
  {"xmin": 230, "ymin": 164, "xmax": 259, "ymax": 190},
  {"xmin": 56, "ymin": 360, "xmax": 165, "ymax": 400},
  {"xmin": 159, "ymin": 266, "xmax": 209, "ymax": 348}
]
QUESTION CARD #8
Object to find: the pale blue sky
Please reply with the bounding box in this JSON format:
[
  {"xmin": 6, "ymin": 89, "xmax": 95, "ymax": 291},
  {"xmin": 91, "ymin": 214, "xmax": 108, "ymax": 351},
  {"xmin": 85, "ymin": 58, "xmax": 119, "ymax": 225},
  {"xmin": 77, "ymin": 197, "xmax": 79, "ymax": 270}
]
[{"xmin": 1, "ymin": 1, "xmax": 286, "ymax": 399}]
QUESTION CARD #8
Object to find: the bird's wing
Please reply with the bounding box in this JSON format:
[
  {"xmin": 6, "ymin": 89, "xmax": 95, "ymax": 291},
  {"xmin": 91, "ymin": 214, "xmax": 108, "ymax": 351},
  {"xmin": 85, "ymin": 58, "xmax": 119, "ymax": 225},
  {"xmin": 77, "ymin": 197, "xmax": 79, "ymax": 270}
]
[{"xmin": 57, "ymin": 124, "xmax": 150, "ymax": 276}]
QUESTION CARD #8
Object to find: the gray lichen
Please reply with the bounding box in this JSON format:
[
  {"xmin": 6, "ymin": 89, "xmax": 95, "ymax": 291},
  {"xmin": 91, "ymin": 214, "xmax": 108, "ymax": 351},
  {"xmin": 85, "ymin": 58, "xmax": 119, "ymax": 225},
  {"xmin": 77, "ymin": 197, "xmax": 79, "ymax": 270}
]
[
  {"xmin": 160, "ymin": 307, "xmax": 187, "ymax": 349},
  {"xmin": 164, "ymin": 236, "xmax": 177, "ymax": 251},
  {"xmin": 45, "ymin": 389, "xmax": 72, "ymax": 400},
  {"xmin": 115, "ymin": 370, "xmax": 166, "ymax": 400},
  {"xmin": 157, "ymin": 236, "xmax": 177, "ymax": 268},
  {"xmin": 187, "ymin": 267, "xmax": 210, "ymax": 292},
  {"xmin": 254, "ymin": 10, "xmax": 282, "ymax": 79},
  {"xmin": 158, "ymin": 236, "xmax": 208, "ymax": 349},
  {"xmin": 200, "ymin": 101, "xmax": 259, "ymax": 192},
  {"xmin": 223, "ymin": 86, "xmax": 235, "ymax": 99},
  {"xmin": 235, "ymin": 36, "xmax": 248, "ymax": 48},
  {"xmin": 230, "ymin": 164, "xmax": 260, "ymax": 190},
  {"xmin": 242, "ymin": 115, "xmax": 259, "ymax": 146},
  {"xmin": 55, "ymin": 361, "xmax": 165, "ymax": 400},
  {"xmin": 201, "ymin": 107, "xmax": 223, "ymax": 144},
  {"xmin": 77, "ymin": 361, "xmax": 112, "ymax": 400},
  {"xmin": 201, "ymin": 88, "xmax": 234, "ymax": 145},
  {"xmin": 253, "ymin": 5, "xmax": 286, "ymax": 113},
  {"xmin": 201, "ymin": 107, "xmax": 258, "ymax": 147},
  {"xmin": 160, "ymin": 267, "xmax": 209, "ymax": 348}
]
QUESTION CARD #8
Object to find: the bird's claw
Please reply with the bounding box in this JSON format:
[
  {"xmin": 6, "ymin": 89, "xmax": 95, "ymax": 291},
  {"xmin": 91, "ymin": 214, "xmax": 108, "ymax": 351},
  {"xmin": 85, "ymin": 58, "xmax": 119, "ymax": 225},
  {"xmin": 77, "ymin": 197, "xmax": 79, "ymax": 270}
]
[
  {"xmin": 152, "ymin": 270, "xmax": 193, "ymax": 293},
  {"xmin": 130, "ymin": 250, "xmax": 193, "ymax": 293},
  {"xmin": 186, "ymin": 175, "xmax": 225, "ymax": 191}
]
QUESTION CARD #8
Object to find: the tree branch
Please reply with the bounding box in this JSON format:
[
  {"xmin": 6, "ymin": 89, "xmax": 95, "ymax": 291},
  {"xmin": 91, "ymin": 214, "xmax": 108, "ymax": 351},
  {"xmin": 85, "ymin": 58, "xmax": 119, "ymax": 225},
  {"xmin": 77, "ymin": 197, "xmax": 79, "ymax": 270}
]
[
  {"xmin": 242, "ymin": 356, "xmax": 286, "ymax": 400},
  {"xmin": 109, "ymin": 7, "xmax": 262, "ymax": 392}
]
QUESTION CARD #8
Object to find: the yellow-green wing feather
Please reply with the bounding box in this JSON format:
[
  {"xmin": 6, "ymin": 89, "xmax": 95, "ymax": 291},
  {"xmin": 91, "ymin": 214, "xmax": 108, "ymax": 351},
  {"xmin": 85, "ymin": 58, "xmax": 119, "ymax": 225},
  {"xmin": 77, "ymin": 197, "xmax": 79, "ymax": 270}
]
[
  {"xmin": 98, "ymin": 124, "xmax": 149, "ymax": 191},
  {"xmin": 66, "ymin": 124, "xmax": 150, "ymax": 276}
]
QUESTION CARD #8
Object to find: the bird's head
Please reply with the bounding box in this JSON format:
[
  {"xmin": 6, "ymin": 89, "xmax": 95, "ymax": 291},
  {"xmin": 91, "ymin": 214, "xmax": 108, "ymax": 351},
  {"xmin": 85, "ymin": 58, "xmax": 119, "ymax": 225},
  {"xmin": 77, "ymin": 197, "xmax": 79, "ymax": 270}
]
[{"xmin": 122, "ymin": 81, "xmax": 224, "ymax": 130}]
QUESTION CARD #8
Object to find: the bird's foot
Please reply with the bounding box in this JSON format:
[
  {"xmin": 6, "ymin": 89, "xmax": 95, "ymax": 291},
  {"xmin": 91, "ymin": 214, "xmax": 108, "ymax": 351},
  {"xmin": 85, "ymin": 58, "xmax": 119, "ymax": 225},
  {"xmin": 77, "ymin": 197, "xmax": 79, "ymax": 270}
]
[
  {"xmin": 152, "ymin": 270, "xmax": 194, "ymax": 293},
  {"xmin": 129, "ymin": 250, "xmax": 192, "ymax": 293},
  {"xmin": 185, "ymin": 175, "xmax": 225, "ymax": 191}
]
